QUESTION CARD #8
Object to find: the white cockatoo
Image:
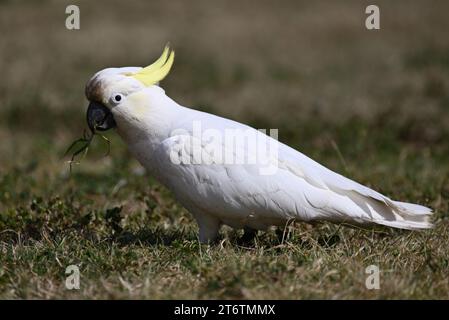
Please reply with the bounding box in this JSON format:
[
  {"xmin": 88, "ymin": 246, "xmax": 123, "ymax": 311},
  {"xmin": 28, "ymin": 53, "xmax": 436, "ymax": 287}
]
[{"xmin": 85, "ymin": 46, "xmax": 433, "ymax": 243}]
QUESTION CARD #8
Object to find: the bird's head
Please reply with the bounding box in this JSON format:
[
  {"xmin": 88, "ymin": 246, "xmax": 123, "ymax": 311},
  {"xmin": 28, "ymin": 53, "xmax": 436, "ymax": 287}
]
[{"xmin": 84, "ymin": 46, "xmax": 175, "ymax": 133}]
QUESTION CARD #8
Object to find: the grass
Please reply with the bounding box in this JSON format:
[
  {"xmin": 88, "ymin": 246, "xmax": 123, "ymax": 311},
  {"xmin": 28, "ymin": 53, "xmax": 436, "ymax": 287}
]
[
  {"xmin": 0, "ymin": 0, "xmax": 449, "ymax": 299},
  {"xmin": 1, "ymin": 112, "xmax": 448, "ymax": 299}
]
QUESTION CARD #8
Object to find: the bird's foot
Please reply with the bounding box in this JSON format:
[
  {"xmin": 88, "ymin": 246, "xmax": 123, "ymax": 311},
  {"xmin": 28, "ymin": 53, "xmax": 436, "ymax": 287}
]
[{"xmin": 197, "ymin": 214, "xmax": 221, "ymax": 244}]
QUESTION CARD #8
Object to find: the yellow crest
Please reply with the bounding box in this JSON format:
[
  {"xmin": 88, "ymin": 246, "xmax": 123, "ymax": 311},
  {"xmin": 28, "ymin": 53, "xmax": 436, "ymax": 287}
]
[{"xmin": 130, "ymin": 45, "xmax": 175, "ymax": 86}]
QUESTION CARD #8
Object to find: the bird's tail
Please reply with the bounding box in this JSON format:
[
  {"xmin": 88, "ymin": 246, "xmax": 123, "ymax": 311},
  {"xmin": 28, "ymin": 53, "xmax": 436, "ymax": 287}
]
[
  {"xmin": 329, "ymin": 188, "xmax": 434, "ymax": 230},
  {"xmin": 371, "ymin": 200, "xmax": 433, "ymax": 230}
]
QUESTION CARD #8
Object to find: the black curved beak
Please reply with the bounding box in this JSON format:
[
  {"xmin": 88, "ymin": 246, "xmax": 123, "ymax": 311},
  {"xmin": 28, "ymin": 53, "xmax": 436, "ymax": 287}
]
[{"xmin": 86, "ymin": 101, "xmax": 116, "ymax": 132}]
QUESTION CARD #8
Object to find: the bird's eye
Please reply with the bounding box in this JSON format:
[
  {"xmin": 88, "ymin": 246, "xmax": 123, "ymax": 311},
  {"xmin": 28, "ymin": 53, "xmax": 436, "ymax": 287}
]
[{"xmin": 111, "ymin": 93, "xmax": 124, "ymax": 104}]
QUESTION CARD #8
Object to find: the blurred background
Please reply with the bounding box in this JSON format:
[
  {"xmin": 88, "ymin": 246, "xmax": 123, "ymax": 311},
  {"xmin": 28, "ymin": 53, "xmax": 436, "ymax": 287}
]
[
  {"xmin": 1, "ymin": 0, "xmax": 449, "ymax": 170},
  {"xmin": 0, "ymin": 0, "xmax": 448, "ymax": 299}
]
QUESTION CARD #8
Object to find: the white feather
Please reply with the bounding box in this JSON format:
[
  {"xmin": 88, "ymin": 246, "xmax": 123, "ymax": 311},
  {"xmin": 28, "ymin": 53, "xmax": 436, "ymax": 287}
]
[{"xmin": 94, "ymin": 73, "xmax": 433, "ymax": 243}]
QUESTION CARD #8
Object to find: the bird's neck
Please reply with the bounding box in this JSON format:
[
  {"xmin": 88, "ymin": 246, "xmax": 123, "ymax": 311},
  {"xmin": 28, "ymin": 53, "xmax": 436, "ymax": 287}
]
[{"xmin": 114, "ymin": 89, "xmax": 185, "ymax": 166}]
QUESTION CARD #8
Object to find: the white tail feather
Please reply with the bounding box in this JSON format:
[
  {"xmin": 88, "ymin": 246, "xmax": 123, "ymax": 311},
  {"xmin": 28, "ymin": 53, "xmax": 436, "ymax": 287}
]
[
  {"xmin": 330, "ymin": 187, "xmax": 433, "ymax": 230},
  {"xmin": 373, "ymin": 218, "xmax": 433, "ymax": 230}
]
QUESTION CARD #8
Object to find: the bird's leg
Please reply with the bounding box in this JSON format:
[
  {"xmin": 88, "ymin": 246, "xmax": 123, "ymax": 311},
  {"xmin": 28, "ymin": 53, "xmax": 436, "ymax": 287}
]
[
  {"xmin": 195, "ymin": 214, "xmax": 221, "ymax": 244},
  {"xmin": 238, "ymin": 227, "xmax": 258, "ymax": 245}
]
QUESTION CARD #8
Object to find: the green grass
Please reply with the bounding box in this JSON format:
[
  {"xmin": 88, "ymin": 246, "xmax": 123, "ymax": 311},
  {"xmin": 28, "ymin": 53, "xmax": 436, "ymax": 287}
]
[
  {"xmin": 1, "ymin": 0, "xmax": 449, "ymax": 299},
  {"xmin": 0, "ymin": 110, "xmax": 448, "ymax": 299}
]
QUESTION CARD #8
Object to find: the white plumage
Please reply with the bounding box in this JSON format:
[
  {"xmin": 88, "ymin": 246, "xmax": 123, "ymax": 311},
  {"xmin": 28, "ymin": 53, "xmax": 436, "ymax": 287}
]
[{"xmin": 84, "ymin": 50, "xmax": 433, "ymax": 243}]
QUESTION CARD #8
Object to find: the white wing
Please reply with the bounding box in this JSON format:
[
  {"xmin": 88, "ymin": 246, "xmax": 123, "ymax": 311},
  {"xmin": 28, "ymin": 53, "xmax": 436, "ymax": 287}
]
[
  {"xmin": 278, "ymin": 142, "xmax": 433, "ymax": 229},
  {"xmin": 151, "ymin": 110, "xmax": 432, "ymax": 230}
]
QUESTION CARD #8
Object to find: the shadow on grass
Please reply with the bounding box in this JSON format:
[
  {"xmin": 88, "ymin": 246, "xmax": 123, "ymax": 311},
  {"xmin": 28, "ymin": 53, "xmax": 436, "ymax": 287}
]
[{"xmin": 111, "ymin": 228, "xmax": 197, "ymax": 247}]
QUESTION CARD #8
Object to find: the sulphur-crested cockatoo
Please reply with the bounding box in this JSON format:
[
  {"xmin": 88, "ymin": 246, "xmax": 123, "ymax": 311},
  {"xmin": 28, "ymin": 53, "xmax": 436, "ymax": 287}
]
[{"xmin": 84, "ymin": 46, "xmax": 433, "ymax": 243}]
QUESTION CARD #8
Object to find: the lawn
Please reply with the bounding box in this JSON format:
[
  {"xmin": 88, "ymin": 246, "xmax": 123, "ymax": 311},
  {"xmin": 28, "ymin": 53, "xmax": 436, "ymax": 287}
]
[{"xmin": 0, "ymin": 0, "xmax": 448, "ymax": 299}]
